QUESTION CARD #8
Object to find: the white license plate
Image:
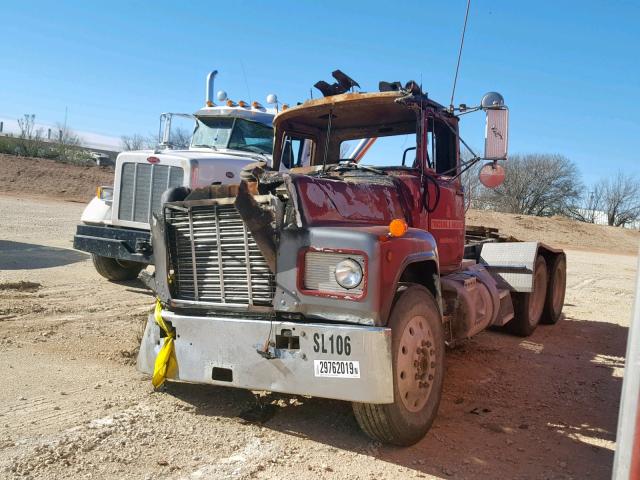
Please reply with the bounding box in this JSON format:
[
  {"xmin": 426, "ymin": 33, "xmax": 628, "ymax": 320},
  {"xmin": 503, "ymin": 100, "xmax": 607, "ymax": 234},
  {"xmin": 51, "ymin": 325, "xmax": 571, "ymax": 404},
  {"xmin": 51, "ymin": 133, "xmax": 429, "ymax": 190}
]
[{"xmin": 314, "ymin": 360, "xmax": 360, "ymax": 378}]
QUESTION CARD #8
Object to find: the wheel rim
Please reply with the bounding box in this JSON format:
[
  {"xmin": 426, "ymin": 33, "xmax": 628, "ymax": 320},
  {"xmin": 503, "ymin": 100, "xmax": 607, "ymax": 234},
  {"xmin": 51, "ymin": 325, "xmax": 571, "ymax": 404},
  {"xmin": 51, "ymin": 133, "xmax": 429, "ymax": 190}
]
[
  {"xmin": 528, "ymin": 262, "xmax": 548, "ymax": 325},
  {"xmin": 552, "ymin": 263, "xmax": 565, "ymax": 313},
  {"xmin": 397, "ymin": 315, "xmax": 437, "ymax": 413}
]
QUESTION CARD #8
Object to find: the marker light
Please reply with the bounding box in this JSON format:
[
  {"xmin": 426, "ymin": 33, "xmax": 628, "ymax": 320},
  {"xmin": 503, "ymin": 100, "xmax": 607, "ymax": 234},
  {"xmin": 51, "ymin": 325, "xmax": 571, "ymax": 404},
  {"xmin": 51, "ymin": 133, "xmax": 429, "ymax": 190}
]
[
  {"xmin": 206, "ymin": 100, "xmax": 214, "ymax": 107},
  {"xmin": 334, "ymin": 258, "xmax": 363, "ymax": 290},
  {"xmin": 281, "ymin": 104, "xmax": 289, "ymax": 111},
  {"xmin": 251, "ymin": 101, "xmax": 263, "ymax": 109},
  {"xmin": 389, "ymin": 219, "xmax": 408, "ymax": 237},
  {"xmin": 147, "ymin": 156, "xmax": 160, "ymax": 164},
  {"xmin": 226, "ymin": 99, "xmax": 236, "ymax": 107},
  {"xmin": 96, "ymin": 186, "xmax": 114, "ymax": 202},
  {"xmin": 238, "ymin": 100, "xmax": 248, "ymax": 108}
]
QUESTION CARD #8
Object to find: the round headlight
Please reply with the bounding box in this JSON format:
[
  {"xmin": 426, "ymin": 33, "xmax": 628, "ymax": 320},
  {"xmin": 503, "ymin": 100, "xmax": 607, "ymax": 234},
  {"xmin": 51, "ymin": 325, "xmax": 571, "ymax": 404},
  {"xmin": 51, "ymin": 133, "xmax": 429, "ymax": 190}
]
[{"xmin": 335, "ymin": 258, "xmax": 363, "ymax": 289}]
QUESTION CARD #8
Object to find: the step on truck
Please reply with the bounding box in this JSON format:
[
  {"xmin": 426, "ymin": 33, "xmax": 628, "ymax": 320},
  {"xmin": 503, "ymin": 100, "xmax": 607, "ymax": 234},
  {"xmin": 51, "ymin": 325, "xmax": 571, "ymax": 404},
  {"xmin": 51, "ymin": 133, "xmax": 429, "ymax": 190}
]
[
  {"xmin": 137, "ymin": 72, "xmax": 567, "ymax": 446},
  {"xmin": 73, "ymin": 71, "xmax": 277, "ymax": 281}
]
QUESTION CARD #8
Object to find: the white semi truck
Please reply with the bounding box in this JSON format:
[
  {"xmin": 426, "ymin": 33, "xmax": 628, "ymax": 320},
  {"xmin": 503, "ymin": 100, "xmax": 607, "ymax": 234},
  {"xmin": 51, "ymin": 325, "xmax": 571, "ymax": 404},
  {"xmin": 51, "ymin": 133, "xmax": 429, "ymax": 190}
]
[{"xmin": 73, "ymin": 71, "xmax": 278, "ymax": 280}]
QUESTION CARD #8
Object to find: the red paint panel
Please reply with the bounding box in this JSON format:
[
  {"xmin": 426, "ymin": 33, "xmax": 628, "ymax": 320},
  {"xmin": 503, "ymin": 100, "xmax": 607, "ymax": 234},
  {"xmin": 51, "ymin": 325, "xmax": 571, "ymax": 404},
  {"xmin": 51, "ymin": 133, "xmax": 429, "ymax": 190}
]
[
  {"xmin": 294, "ymin": 176, "xmax": 406, "ymax": 226},
  {"xmin": 427, "ymin": 179, "xmax": 465, "ymax": 273}
]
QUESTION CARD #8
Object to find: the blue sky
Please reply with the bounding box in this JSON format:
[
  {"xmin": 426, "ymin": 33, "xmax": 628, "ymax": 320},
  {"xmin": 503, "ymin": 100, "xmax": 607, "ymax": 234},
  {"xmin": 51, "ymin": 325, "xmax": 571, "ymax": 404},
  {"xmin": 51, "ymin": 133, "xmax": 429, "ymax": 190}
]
[{"xmin": 1, "ymin": 0, "xmax": 638, "ymax": 184}]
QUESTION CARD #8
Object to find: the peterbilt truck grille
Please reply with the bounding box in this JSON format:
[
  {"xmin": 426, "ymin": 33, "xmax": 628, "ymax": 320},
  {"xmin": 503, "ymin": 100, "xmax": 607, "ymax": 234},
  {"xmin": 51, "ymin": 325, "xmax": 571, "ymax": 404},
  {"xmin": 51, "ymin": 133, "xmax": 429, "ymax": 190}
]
[
  {"xmin": 165, "ymin": 202, "xmax": 275, "ymax": 307},
  {"xmin": 119, "ymin": 163, "xmax": 184, "ymax": 223}
]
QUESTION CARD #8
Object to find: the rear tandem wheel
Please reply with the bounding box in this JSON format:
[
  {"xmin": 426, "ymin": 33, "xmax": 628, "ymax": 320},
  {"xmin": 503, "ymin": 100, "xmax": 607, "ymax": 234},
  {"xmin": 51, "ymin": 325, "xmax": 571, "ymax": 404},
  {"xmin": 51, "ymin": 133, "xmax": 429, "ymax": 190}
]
[{"xmin": 506, "ymin": 254, "xmax": 548, "ymax": 337}]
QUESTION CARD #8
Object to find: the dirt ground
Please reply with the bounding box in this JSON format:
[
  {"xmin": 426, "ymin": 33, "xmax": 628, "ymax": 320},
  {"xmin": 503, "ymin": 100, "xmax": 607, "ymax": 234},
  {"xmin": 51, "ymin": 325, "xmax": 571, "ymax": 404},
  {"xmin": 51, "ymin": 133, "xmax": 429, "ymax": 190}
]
[
  {"xmin": 0, "ymin": 154, "xmax": 114, "ymax": 203},
  {"xmin": 0, "ymin": 188, "xmax": 638, "ymax": 479}
]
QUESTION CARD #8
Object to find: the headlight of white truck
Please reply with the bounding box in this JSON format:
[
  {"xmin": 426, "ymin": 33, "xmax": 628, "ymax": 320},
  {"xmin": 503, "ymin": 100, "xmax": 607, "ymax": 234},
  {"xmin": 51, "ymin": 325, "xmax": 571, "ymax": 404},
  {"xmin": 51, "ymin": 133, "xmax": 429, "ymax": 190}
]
[{"xmin": 302, "ymin": 251, "xmax": 366, "ymax": 296}]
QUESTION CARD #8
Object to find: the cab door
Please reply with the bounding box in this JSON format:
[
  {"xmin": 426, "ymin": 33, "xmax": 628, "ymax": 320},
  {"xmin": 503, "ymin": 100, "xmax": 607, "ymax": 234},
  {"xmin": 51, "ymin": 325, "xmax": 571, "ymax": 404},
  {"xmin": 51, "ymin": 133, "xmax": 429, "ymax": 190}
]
[{"xmin": 424, "ymin": 116, "xmax": 465, "ymax": 274}]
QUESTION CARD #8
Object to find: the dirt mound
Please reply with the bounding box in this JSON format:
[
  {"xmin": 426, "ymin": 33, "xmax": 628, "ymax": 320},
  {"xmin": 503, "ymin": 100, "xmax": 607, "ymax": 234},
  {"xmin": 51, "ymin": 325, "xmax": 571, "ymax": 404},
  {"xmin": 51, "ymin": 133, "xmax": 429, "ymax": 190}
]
[
  {"xmin": 468, "ymin": 209, "xmax": 639, "ymax": 255},
  {"xmin": 0, "ymin": 153, "xmax": 114, "ymax": 202}
]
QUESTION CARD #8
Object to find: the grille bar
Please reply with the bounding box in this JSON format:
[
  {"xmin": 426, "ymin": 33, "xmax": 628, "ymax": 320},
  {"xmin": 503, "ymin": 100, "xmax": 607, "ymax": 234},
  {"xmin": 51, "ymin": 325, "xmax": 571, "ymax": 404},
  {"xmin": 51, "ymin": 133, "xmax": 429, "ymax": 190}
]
[{"xmin": 166, "ymin": 202, "xmax": 275, "ymax": 307}]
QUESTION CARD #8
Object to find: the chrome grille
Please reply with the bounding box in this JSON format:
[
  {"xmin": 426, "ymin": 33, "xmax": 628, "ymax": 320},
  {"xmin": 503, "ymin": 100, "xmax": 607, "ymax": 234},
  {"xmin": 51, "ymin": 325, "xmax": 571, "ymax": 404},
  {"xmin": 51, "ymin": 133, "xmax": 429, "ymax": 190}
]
[
  {"xmin": 165, "ymin": 202, "xmax": 275, "ymax": 306},
  {"xmin": 119, "ymin": 162, "xmax": 184, "ymax": 223}
]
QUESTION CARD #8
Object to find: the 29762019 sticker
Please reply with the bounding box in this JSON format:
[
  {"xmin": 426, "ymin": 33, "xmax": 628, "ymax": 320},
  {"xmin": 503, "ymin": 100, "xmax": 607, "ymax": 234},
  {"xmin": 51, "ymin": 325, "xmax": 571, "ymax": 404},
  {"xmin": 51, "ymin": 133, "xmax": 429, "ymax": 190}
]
[{"xmin": 314, "ymin": 360, "xmax": 360, "ymax": 378}]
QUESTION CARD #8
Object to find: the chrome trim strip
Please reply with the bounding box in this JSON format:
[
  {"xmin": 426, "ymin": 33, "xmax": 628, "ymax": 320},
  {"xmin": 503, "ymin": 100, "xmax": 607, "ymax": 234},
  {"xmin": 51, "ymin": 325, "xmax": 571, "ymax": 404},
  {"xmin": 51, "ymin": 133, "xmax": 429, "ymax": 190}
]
[
  {"xmin": 242, "ymin": 223, "xmax": 254, "ymax": 305},
  {"xmin": 131, "ymin": 163, "xmax": 139, "ymax": 220},
  {"xmin": 147, "ymin": 164, "xmax": 155, "ymax": 224},
  {"xmin": 214, "ymin": 204, "xmax": 226, "ymax": 302},
  {"xmin": 187, "ymin": 208, "xmax": 199, "ymax": 301}
]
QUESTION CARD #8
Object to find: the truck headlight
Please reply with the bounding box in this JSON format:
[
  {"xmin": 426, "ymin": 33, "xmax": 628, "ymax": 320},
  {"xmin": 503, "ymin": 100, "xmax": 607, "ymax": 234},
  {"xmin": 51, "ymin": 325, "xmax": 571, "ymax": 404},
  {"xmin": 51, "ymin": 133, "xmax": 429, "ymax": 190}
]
[
  {"xmin": 335, "ymin": 258, "xmax": 363, "ymax": 289},
  {"xmin": 303, "ymin": 251, "xmax": 366, "ymax": 296},
  {"xmin": 97, "ymin": 186, "xmax": 114, "ymax": 202}
]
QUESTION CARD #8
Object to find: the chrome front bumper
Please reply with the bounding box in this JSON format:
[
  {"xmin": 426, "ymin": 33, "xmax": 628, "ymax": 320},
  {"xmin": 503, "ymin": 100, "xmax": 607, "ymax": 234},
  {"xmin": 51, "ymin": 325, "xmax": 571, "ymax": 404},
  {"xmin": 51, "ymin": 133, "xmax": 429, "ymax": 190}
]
[{"xmin": 137, "ymin": 310, "xmax": 394, "ymax": 403}]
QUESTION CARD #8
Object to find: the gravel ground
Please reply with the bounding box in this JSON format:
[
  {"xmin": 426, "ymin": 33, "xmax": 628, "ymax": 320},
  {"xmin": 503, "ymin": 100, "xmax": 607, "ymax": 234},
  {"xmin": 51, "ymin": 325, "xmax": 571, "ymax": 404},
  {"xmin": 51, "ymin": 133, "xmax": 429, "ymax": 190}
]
[{"xmin": 0, "ymin": 193, "xmax": 637, "ymax": 480}]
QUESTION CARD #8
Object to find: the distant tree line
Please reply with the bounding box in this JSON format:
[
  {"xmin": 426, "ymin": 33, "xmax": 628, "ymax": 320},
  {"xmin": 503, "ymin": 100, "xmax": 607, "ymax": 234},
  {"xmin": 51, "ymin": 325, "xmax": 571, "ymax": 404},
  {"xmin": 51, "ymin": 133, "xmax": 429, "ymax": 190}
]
[
  {"xmin": 0, "ymin": 113, "xmax": 93, "ymax": 165},
  {"xmin": 464, "ymin": 153, "xmax": 640, "ymax": 228},
  {"xmin": 120, "ymin": 127, "xmax": 191, "ymax": 152}
]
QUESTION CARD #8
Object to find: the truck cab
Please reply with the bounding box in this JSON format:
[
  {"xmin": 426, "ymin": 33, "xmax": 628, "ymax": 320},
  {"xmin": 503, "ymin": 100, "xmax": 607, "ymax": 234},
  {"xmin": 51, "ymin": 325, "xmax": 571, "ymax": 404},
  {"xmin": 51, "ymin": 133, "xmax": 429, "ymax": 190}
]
[
  {"xmin": 73, "ymin": 72, "xmax": 277, "ymax": 281},
  {"xmin": 137, "ymin": 76, "xmax": 567, "ymax": 446}
]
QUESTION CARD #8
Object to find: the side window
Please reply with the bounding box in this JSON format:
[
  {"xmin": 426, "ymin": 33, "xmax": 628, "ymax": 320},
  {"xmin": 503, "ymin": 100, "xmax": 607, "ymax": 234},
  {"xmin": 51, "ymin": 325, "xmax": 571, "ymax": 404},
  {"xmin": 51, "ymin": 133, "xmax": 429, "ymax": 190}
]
[
  {"xmin": 280, "ymin": 136, "xmax": 312, "ymax": 170},
  {"xmin": 427, "ymin": 118, "xmax": 457, "ymax": 175}
]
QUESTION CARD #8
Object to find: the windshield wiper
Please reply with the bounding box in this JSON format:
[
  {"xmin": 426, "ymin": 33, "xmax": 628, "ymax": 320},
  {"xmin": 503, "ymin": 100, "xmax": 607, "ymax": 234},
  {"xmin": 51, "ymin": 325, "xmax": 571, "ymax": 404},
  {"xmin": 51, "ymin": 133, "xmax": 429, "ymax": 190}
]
[
  {"xmin": 232, "ymin": 145, "xmax": 270, "ymax": 154},
  {"xmin": 192, "ymin": 144, "xmax": 218, "ymax": 150},
  {"xmin": 328, "ymin": 162, "xmax": 387, "ymax": 176}
]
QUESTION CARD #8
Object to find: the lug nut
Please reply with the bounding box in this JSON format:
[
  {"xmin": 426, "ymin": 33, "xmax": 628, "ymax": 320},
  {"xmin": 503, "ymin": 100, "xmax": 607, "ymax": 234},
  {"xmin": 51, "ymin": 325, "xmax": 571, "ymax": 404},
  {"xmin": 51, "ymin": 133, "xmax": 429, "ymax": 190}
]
[{"xmin": 428, "ymin": 374, "xmax": 434, "ymax": 381}]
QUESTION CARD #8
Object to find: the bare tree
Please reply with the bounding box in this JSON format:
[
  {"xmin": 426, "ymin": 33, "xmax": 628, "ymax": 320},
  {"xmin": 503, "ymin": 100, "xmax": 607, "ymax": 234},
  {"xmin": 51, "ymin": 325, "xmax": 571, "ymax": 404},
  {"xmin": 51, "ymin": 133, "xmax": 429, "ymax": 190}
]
[
  {"xmin": 566, "ymin": 183, "xmax": 604, "ymax": 223},
  {"xmin": 479, "ymin": 153, "xmax": 582, "ymax": 217},
  {"xmin": 600, "ymin": 172, "xmax": 640, "ymax": 227},
  {"xmin": 460, "ymin": 151, "xmax": 484, "ymax": 210},
  {"xmin": 16, "ymin": 114, "xmax": 44, "ymax": 157},
  {"xmin": 52, "ymin": 122, "xmax": 84, "ymax": 162},
  {"xmin": 170, "ymin": 127, "xmax": 191, "ymax": 149},
  {"xmin": 121, "ymin": 134, "xmax": 148, "ymax": 151}
]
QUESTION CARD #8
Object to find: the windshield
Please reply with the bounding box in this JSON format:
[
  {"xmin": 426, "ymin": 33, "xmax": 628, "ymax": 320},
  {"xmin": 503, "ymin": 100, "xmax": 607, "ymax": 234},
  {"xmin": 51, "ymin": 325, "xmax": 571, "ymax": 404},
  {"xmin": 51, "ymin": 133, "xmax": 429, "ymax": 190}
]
[{"xmin": 191, "ymin": 117, "xmax": 273, "ymax": 154}]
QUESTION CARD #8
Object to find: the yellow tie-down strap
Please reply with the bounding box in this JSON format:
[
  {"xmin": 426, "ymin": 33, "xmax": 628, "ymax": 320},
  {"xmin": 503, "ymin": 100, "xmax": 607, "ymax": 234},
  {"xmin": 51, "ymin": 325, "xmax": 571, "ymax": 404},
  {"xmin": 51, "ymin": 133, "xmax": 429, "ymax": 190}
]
[{"xmin": 152, "ymin": 299, "xmax": 178, "ymax": 388}]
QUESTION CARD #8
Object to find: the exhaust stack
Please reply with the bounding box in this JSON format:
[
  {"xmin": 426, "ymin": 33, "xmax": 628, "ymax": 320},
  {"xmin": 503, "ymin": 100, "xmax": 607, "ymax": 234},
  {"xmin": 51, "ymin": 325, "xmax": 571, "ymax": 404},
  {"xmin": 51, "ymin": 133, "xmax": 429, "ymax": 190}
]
[{"xmin": 205, "ymin": 70, "xmax": 218, "ymax": 106}]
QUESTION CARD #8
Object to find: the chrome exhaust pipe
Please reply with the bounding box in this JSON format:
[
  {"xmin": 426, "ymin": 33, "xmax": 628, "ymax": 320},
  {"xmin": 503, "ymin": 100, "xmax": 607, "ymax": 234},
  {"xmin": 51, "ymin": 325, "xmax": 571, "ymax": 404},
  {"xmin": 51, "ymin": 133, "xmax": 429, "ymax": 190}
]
[
  {"xmin": 348, "ymin": 138, "xmax": 377, "ymax": 162},
  {"xmin": 205, "ymin": 70, "xmax": 218, "ymax": 105}
]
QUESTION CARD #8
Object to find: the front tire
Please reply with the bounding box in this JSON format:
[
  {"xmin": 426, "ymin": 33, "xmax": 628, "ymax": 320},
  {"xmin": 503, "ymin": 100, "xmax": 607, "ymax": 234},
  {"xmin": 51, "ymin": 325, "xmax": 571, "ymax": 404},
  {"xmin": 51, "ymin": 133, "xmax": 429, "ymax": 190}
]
[
  {"xmin": 91, "ymin": 254, "xmax": 143, "ymax": 281},
  {"xmin": 352, "ymin": 285, "xmax": 444, "ymax": 446}
]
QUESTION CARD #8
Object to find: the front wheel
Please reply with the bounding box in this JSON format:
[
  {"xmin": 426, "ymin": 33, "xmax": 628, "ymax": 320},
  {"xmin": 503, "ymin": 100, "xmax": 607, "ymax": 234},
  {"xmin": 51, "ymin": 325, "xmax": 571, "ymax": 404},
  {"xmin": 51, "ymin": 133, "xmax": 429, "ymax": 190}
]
[
  {"xmin": 91, "ymin": 254, "xmax": 143, "ymax": 281},
  {"xmin": 352, "ymin": 284, "xmax": 444, "ymax": 446}
]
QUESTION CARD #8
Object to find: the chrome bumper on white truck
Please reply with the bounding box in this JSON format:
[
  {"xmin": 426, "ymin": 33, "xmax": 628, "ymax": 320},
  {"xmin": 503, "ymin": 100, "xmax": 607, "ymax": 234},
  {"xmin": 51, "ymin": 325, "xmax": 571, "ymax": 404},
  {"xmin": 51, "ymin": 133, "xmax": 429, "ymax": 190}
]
[{"xmin": 137, "ymin": 310, "xmax": 394, "ymax": 404}]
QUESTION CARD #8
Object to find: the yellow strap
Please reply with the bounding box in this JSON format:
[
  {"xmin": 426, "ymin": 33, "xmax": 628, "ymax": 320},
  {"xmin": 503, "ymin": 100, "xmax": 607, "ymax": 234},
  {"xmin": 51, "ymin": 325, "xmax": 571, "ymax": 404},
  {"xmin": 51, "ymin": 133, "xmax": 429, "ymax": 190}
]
[{"xmin": 151, "ymin": 300, "xmax": 177, "ymax": 388}]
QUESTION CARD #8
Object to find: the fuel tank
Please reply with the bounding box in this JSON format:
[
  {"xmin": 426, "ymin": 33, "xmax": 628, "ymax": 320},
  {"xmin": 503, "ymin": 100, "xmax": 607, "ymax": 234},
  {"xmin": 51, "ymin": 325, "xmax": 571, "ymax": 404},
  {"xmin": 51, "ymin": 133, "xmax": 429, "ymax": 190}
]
[{"xmin": 441, "ymin": 264, "xmax": 502, "ymax": 340}]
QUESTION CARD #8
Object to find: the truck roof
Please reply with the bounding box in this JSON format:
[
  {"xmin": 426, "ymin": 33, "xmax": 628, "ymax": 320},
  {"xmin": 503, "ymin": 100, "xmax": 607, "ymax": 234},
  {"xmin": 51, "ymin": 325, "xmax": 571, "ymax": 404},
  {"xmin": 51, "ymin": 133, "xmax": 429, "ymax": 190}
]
[{"xmin": 273, "ymin": 91, "xmax": 449, "ymax": 131}]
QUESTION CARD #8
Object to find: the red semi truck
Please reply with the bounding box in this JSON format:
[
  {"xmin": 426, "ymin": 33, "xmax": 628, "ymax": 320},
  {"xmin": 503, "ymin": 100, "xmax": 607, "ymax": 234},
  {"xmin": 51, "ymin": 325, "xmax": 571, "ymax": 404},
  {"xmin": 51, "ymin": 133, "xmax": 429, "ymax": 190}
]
[{"xmin": 137, "ymin": 77, "xmax": 567, "ymax": 446}]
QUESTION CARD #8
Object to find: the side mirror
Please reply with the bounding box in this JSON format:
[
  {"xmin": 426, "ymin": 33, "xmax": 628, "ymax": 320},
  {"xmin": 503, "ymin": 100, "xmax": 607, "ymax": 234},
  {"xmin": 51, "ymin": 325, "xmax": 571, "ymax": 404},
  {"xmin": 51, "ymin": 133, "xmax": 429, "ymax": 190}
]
[
  {"xmin": 484, "ymin": 108, "xmax": 509, "ymax": 160},
  {"xmin": 479, "ymin": 161, "xmax": 506, "ymax": 188}
]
